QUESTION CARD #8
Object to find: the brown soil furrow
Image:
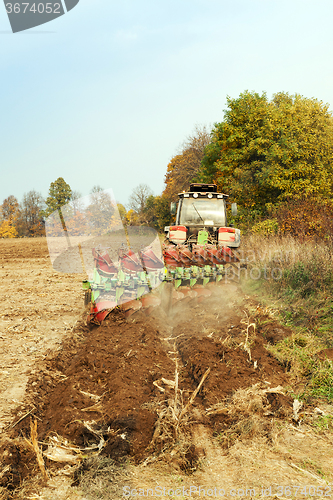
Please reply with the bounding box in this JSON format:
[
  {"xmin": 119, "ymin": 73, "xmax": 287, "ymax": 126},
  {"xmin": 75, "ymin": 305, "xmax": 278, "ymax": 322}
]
[{"xmin": 1, "ymin": 238, "xmax": 332, "ymax": 500}]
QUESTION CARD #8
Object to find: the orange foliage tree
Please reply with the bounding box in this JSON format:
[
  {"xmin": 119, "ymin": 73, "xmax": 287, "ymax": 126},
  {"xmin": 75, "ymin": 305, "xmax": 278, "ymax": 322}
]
[
  {"xmin": 163, "ymin": 125, "xmax": 211, "ymax": 201},
  {"xmin": 275, "ymin": 198, "xmax": 333, "ymax": 241},
  {"xmin": 0, "ymin": 196, "xmax": 20, "ymax": 238},
  {"xmin": 0, "ymin": 220, "xmax": 18, "ymax": 238}
]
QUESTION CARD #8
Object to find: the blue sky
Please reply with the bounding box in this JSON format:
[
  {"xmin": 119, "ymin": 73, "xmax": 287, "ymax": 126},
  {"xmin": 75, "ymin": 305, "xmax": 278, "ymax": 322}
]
[{"xmin": 1, "ymin": 0, "xmax": 333, "ymax": 207}]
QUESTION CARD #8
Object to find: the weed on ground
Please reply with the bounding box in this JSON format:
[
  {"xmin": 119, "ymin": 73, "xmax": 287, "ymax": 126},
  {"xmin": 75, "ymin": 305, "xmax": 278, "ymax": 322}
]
[{"xmin": 242, "ymin": 234, "xmax": 333, "ymax": 408}]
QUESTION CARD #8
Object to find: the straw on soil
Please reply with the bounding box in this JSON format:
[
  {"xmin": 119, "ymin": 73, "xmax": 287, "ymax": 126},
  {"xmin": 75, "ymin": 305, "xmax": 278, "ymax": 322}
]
[
  {"xmin": 24, "ymin": 419, "xmax": 48, "ymax": 484},
  {"xmin": 240, "ymin": 310, "xmax": 256, "ymax": 361},
  {"xmin": 146, "ymin": 361, "xmax": 210, "ymax": 469},
  {"xmin": 207, "ymin": 384, "xmax": 292, "ymax": 449}
]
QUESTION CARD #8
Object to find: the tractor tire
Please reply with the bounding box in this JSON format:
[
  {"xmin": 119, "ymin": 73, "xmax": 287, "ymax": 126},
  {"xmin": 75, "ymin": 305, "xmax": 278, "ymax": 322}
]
[{"xmin": 84, "ymin": 289, "xmax": 92, "ymax": 306}]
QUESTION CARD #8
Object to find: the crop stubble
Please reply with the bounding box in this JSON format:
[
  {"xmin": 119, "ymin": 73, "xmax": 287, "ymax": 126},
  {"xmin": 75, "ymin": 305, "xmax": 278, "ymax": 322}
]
[{"xmin": 0, "ymin": 238, "xmax": 332, "ymax": 499}]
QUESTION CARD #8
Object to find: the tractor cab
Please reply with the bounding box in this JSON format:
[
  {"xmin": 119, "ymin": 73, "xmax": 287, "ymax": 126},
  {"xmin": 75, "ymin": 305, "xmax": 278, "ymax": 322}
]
[
  {"xmin": 165, "ymin": 183, "xmax": 240, "ymax": 248},
  {"xmin": 176, "ymin": 183, "xmax": 227, "ymax": 228}
]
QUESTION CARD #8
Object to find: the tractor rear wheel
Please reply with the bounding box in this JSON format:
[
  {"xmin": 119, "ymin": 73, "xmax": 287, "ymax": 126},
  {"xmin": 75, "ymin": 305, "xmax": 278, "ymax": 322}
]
[{"xmin": 84, "ymin": 289, "xmax": 92, "ymax": 306}]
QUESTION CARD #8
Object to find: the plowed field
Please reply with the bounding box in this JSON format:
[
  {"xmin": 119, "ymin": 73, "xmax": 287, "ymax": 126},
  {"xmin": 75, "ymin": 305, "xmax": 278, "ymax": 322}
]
[{"xmin": 0, "ymin": 238, "xmax": 332, "ymax": 500}]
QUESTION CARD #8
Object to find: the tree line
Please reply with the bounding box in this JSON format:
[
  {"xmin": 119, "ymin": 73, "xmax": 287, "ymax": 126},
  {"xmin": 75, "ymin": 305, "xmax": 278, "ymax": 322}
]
[
  {"xmin": 0, "ymin": 191, "xmax": 45, "ymax": 238},
  {"xmin": 2, "ymin": 90, "xmax": 333, "ymax": 238},
  {"xmin": 163, "ymin": 91, "xmax": 333, "ymax": 237},
  {"xmin": 0, "ymin": 177, "xmax": 171, "ymax": 237}
]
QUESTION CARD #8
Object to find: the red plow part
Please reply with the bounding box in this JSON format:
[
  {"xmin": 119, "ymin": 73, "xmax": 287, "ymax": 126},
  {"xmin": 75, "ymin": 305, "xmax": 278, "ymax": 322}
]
[
  {"xmin": 140, "ymin": 248, "xmax": 165, "ymax": 270},
  {"xmin": 141, "ymin": 294, "xmax": 161, "ymax": 308},
  {"xmin": 218, "ymin": 246, "xmax": 239, "ymax": 263},
  {"xmin": 141, "ymin": 294, "xmax": 161, "ymax": 316},
  {"xmin": 119, "ymin": 294, "xmax": 161, "ymax": 318},
  {"xmin": 206, "ymin": 247, "xmax": 225, "ymax": 265},
  {"xmin": 92, "ymin": 248, "xmax": 118, "ymax": 276},
  {"xmin": 163, "ymin": 246, "xmax": 182, "ymax": 268},
  {"xmin": 88, "ymin": 295, "xmax": 162, "ymax": 322},
  {"xmin": 163, "ymin": 243, "xmax": 239, "ymax": 267},
  {"xmin": 192, "ymin": 284, "xmax": 212, "ymax": 302},
  {"xmin": 120, "ymin": 247, "xmax": 164, "ymax": 272},
  {"xmin": 119, "ymin": 249, "xmax": 143, "ymax": 272},
  {"xmin": 192, "ymin": 245, "xmax": 211, "ymax": 266},
  {"xmin": 87, "ymin": 245, "xmax": 165, "ymax": 324},
  {"xmin": 88, "ymin": 300, "xmax": 117, "ymax": 324},
  {"xmin": 93, "ymin": 246, "xmax": 165, "ymax": 275},
  {"xmin": 121, "ymin": 299, "xmax": 143, "ymax": 318},
  {"xmin": 179, "ymin": 286, "xmax": 198, "ymax": 299},
  {"xmin": 178, "ymin": 246, "xmax": 196, "ymax": 267}
]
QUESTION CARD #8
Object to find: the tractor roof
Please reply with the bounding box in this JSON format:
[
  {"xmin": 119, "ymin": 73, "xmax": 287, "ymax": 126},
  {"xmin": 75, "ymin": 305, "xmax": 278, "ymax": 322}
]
[
  {"xmin": 178, "ymin": 183, "xmax": 229, "ymax": 198},
  {"xmin": 190, "ymin": 183, "xmax": 217, "ymax": 192}
]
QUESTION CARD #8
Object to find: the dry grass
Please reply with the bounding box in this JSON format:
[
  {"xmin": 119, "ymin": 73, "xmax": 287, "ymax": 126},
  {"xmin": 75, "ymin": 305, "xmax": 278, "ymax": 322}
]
[
  {"xmin": 241, "ymin": 234, "xmax": 333, "ymax": 403},
  {"xmin": 207, "ymin": 384, "xmax": 287, "ymax": 449},
  {"xmin": 71, "ymin": 457, "xmax": 130, "ymax": 500},
  {"xmin": 242, "ymin": 234, "xmax": 333, "ymax": 309},
  {"xmin": 145, "ymin": 356, "xmax": 210, "ymax": 470},
  {"xmin": 24, "ymin": 420, "xmax": 48, "ymax": 484},
  {"xmin": 239, "ymin": 310, "xmax": 256, "ymax": 361}
]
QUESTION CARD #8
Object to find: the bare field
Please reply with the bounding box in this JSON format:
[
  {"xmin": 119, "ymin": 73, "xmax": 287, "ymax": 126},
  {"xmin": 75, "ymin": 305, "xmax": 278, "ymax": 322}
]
[
  {"xmin": 0, "ymin": 238, "xmax": 86, "ymax": 432},
  {"xmin": 0, "ymin": 238, "xmax": 332, "ymax": 500}
]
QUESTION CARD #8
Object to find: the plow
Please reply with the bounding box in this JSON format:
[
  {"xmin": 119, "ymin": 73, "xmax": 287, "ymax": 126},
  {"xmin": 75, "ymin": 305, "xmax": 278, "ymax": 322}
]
[{"xmin": 83, "ymin": 183, "xmax": 241, "ymax": 324}]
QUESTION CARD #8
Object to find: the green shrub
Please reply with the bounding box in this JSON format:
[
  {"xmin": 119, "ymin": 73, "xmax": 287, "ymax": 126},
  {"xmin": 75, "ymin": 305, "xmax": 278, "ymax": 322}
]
[{"xmin": 252, "ymin": 218, "xmax": 278, "ymax": 236}]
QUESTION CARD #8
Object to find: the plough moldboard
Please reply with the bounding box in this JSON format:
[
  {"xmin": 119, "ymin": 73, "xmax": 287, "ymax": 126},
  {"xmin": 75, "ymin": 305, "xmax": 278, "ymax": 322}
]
[
  {"xmin": 84, "ymin": 245, "xmax": 164, "ymax": 324},
  {"xmin": 84, "ymin": 241, "xmax": 240, "ymax": 324}
]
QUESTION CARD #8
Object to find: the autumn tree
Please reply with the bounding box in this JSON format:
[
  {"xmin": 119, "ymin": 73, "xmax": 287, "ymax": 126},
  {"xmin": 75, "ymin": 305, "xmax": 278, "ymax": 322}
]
[
  {"xmin": 126, "ymin": 209, "xmax": 138, "ymax": 225},
  {"xmin": 17, "ymin": 190, "xmax": 45, "ymax": 236},
  {"xmin": 274, "ymin": 197, "xmax": 333, "ymax": 241},
  {"xmin": 44, "ymin": 177, "xmax": 72, "ymax": 217},
  {"xmin": 126, "ymin": 185, "xmax": 170, "ymax": 231},
  {"xmin": 117, "ymin": 203, "xmax": 128, "ymax": 225},
  {"xmin": 42, "ymin": 177, "xmax": 72, "ymax": 245},
  {"xmin": 1, "ymin": 195, "xmax": 19, "ymax": 221},
  {"xmin": 164, "ymin": 125, "xmax": 211, "ymax": 201},
  {"xmin": 0, "ymin": 193, "xmax": 45, "ymax": 237},
  {"xmin": 141, "ymin": 195, "xmax": 170, "ymax": 231},
  {"xmin": 0, "ymin": 196, "xmax": 19, "ymax": 238},
  {"xmin": 129, "ymin": 184, "xmax": 153, "ymax": 215},
  {"xmin": 199, "ymin": 91, "xmax": 333, "ymax": 211},
  {"xmin": 0, "ymin": 220, "xmax": 18, "ymax": 238},
  {"xmin": 86, "ymin": 186, "xmax": 117, "ymax": 234},
  {"xmin": 70, "ymin": 190, "xmax": 83, "ymax": 215}
]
